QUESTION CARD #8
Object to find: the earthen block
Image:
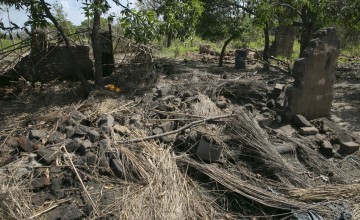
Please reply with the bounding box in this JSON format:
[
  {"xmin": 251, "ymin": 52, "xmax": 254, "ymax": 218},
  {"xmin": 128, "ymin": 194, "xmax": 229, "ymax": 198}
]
[
  {"xmin": 299, "ymin": 127, "xmax": 319, "ymax": 136},
  {"xmin": 339, "ymin": 142, "xmax": 360, "ymax": 155}
]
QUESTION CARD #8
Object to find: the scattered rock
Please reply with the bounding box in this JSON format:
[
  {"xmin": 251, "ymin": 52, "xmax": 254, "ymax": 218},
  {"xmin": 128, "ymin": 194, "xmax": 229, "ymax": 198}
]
[
  {"xmin": 274, "ymin": 144, "xmax": 295, "ymax": 154},
  {"xmin": 266, "ymin": 99, "xmax": 276, "ymax": 109},
  {"xmin": 292, "ymin": 115, "xmax": 312, "ymax": 127},
  {"xmin": 31, "ymin": 177, "xmax": 51, "ymax": 189},
  {"xmin": 98, "ymin": 139, "xmax": 110, "ymax": 148},
  {"xmin": 130, "ymin": 114, "xmax": 142, "ymax": 124},
  {"xmin": 44, "ymin": 204, "xmax": 83, "ymax": 220},
  {"xmin": 158, "ymin": 87, "xmax": 171, "ymax": 97},
  {"xmin": 320, "ymin": 140, "xmax": 334, "ymax": 157},
  {"xmin": 337, "ymin": 132, "xmax": 354, "ymax": 145},
  {"xmin": 86, "ymin": 130, "xmax": 100, "ymax": 142},
  {"xmin": 156, "ymin": 103, "xmax": 173, "ymax": 111},
  {"xmin": 31, "ymin": 193, "xmax": 46, "ymax": 206},
  {"xmin": 182, "ymin": 90, "xmax": 193, "ymax": 98},
  {"xmin": 159, "ymin": 122, "xmax": 173, "ymax": 133},
  {"xmin": 100, "ymin": 125, "xmax": 112, "ymax": 135},
  {"xmin": 37, "ymin": 147, "xmax": 59, "ymax": 165},
  {"xmin": 65, "ymin": 138, "xmax": 81, "ymax": 152},
  {"xmin": 110, "ymin": 159, "xmax": 124, "ymax": 179},
  {"xmin": 74, "ymin": 124, "xmax": 92, "ymax": 137},
  {"xmin": 46, "ymin": 131, "xmax": 64, "ymax": 144},
  {"xmin": 81, "ymin": 139, "xmax": 93, "ymax": 149},
  {"xmin": 299, "ymin": 127, "xmax": 319, "ymax": 136},
  {"xmin": 98, "ymin": 156, "xmax": 111, "ymax": 175},
  {"xmin": 86, "ymin": 152, "xmax": 97, "ymax": 165},
  {"xmin": 173, "ymin": 98, "xmax": 182, "ymax": 105},
  {"xmin": 255, "ymin": 114, "xmax": 273, "ymax": 127},
  {"xmin": 113, "ymin": 124, "xmax": 130, "ymax": 136},
  {"xmin": 216, "ymin": 100, "xmax": 227, "ymax": 109},
  {"xmin": 184, "ymin": 96, "xmax": 200, "ymax": 104},
  {"xmin": 29, "ymin": 130, "xmax": 47, "ymax": 140},
  {"xmin": 97, "ymin": 114, "xmax": 115, "ymax": 128},
  {"xmin": 5, "ymin": 136, "xmax": 19, "ymax": 148},
  {"xmin": 160, "ymin": 134, "xmax": 176, "ymax": 143},
  {"xmin": 69, "ymin": 110, "xmax": 87, "ymax": 124},
  {"xmin": 152, "ymin": 127, "xmax": 163, "ymax": 135},
  {"xmin": 17, "ymin": 136, "xmax": 34, "ymax": 153},
  {"xmin": 270, "ymin": 84, "xmax": 285, "ymax": 99},
  {"xmin": 339, "ymin": 142, "xmax": 360, "ymax": 155},
  {"xmin": 63, "ymin": 126, "xmax": 75, "ymax": 138}
]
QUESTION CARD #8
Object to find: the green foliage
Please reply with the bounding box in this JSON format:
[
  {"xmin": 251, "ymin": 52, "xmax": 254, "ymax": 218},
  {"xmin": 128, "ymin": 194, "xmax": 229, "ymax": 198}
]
[
  {"xmin": 120, "ymin": 9, "xmax": 159, "ymax": 44},
  {"xmin": 79, "ymin": 17, "xmax": 109, "ymax": 30},
  {"xmin": 197, "ymin": 0, "xmax": 249, "ymax": 41},
  {"xmin": 157, "ymin": 0, "xmax": 204, "ymax": 41},
  {"xmin": 51, "ymin": 2, "xmax": 76, "ymax": 35}
]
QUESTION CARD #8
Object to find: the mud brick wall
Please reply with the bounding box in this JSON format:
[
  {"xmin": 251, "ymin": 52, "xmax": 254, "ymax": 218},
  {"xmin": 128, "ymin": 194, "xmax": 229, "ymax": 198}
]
[
  {"xmin": 285, "ymin": 27, "xmax": 340, "ymax": 119},
  {"xmin": 270, "ymin": 23, "xmax": 296, "ymax": 58},
  {"xmin": 16, "ymin": 46, "xmax": 93, "ymax": 82}
]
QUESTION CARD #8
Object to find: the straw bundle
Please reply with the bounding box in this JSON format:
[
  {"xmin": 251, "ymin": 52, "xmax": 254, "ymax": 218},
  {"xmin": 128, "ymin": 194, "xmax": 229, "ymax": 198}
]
[
  {"xmin": 288, "ymin": 184, "xmax": 360, "ymax": 202},
  {"xmin": 225, "ymin": 109, "xmax": 307, "ymax": 188},
  {"xmin": 106, "ymin": 141, "xmax": 214, "ymax": 219}
]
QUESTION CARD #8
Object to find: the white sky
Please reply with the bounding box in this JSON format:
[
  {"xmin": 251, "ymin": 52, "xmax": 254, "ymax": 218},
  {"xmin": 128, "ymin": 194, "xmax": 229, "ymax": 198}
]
[{"xmin": 0, "ymin": 0, "xmax": 135, "ymax": 27}]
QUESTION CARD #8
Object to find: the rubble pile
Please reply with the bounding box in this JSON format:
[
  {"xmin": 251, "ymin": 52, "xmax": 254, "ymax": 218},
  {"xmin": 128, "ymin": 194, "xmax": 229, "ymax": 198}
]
[{"xmin": 1, "ymin": 27, "xmax": 359, "ymax": 220}]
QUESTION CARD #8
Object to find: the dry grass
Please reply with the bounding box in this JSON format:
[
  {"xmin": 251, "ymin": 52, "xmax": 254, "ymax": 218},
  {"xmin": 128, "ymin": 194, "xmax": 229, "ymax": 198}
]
[
  {"xmin": 109, "ymin": 142, "xmax": 213, "ymax": 219},
  {"xmin": 288, "ymin": 183, "xmax": 360, "ymax": 202},
  {"xmin": 0, "ymin": 67, "xmax": 359, "ymax": 219}
]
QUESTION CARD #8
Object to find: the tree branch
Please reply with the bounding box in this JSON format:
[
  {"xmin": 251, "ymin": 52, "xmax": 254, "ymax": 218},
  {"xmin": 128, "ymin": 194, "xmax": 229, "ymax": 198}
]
[
  {"xmin": 273, "ymin": 3, "xmax": 302, "ymax": 17},
  {"xmin": 115, "ymin": 114, "xmax": 236, "ymax": 144}
]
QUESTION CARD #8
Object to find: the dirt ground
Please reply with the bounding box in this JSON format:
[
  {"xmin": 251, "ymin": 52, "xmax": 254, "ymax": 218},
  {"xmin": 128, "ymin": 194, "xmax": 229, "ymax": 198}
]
[{"xmin": 0, "ymin": 52, "xmax": 360, "ymax": 219}]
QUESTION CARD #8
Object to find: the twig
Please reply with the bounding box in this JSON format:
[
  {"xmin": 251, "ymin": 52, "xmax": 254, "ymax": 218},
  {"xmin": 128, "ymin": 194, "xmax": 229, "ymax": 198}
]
[
  {"xmin": 62, "ymin": 144, "xmax": 99, "ymax": 216},
  {"xmin": 0, "ymin": 128, "xmax": 16, "ymax": 149},
  {"xmin": 153, "ymin": 110, "xmax": 207, "ymax": 119},
  {"xmin": 29, "ymin": 199, "xmax": 72, "ymax": 219},
  {"xmin": 116, "ymin": 114, "xmax": 235, "ymax": 144}
]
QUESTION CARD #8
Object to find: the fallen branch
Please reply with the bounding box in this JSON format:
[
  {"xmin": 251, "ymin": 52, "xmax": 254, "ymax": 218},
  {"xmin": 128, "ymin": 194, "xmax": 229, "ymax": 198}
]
[
  {"xmin": 246, "ymin": 48, "xmax": 291, "ymax": 74},
  {"xmin": 256, "ymin": 59, "xmax": 291, "ymax": 75},
  {"xmin": 116, "ymin": 114, "xmax": 235, "ymax": 144}
]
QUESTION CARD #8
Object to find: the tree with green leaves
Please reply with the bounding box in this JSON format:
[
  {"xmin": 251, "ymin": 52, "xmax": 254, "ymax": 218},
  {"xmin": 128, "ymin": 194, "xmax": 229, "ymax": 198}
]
[
  {"xmin": 51, "ymin": 2, "xmax": 76, "ymax": 36},
  {"xmin": 120, "ymin": 8, "xmax": 159, "ymax": 45},
  {"xmin": 197, "ymin": 0, "xmax": 250, "ymax": 67},
  {"xmin": 136, "ymin": 0, "xmax": 203, "ymax": 47}
]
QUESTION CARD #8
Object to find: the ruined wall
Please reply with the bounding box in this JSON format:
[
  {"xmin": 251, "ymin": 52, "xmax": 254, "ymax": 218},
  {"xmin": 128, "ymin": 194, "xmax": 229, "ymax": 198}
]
[
  {"xmin": 16, "ymin": 46, "xmax": 93, "ymax": 82},
  {"xmin": 270, "ymin": 23, "xmax": 296, "ymax": 58},
  {"xmin": 285, "ymin": 28, "xmax": 340, "ymax": 119}
]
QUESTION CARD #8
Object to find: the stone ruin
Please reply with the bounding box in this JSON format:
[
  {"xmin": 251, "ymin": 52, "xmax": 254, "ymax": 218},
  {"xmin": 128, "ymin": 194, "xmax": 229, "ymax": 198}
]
[
  {"xmin": 285, "ymin": 27, "xmax": 341, "ymax": 120},
  {"xmin": 270, "ymin": 22, "xmax": 296, "ymax": 58}
]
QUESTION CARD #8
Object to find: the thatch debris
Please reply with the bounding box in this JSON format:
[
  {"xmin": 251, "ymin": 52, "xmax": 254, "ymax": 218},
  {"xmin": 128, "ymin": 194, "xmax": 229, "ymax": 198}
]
[{"xmin": 1, "ymin": 55, "xmax": 360, "ymax": 219}]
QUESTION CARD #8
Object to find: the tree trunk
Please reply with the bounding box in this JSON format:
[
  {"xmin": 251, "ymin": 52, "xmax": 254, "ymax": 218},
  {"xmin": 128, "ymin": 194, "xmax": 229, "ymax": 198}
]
[
  {"xmin": 263, "ymin": 22, "xmax": 270, "ymax": 70},
  {"xmin": 219, "ymin": 35, "xmax": 235, "ymax": 67},
  {"xmin": 40, "ymin": 0, "xmax": 90, "ymax": 96},
  {"xmin": 91, "ymin": 0, "xmax": 103, "ymax": 86},
  {"xmin": 166, "ymin": 32, "xmax": 173, "ymax": 47},
  {"xmin": 299, "ymin": 5, "xmax": 315, "ymax": 57}
]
